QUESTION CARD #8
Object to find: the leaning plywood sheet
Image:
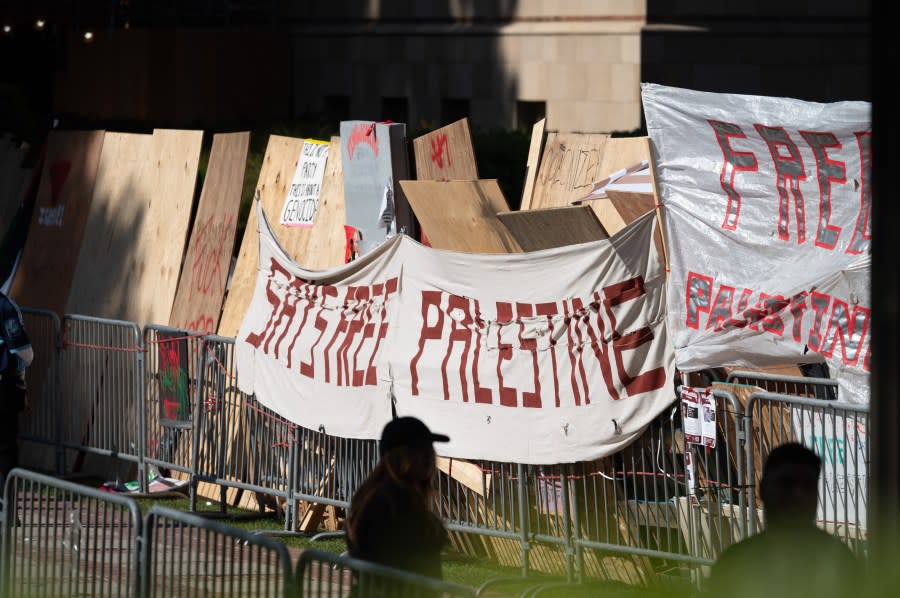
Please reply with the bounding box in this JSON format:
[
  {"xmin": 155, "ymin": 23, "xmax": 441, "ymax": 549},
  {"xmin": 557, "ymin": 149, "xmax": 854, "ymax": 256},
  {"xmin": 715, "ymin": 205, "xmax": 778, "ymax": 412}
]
[
  {"xmin": 0, "ymin": 134, "xmax": 30, "ymax": 235},
  {"xmin": 399, "ymin": 179, "xmax": 522, "ymax": 254},
  {"xmin": 218, "ymin": 136, "xmax": 346, "ymax": 336},
  {"xmin": 529, "ymin": 133, "xmax": 608, "ymax": 210},
  {"xmin": 519, "ymin": 118, "xmax": 546, "ymax": 211},
  {"xmin": 11, "ymin": 130, "xmax": 105, "ymax": 315},
  {"xmin": 218, "ymin": 135, "xmax": 304, "ymax": 338},
  {"xmin": 607, "ymin": 190, "xmax": 656, "ymax": 229},
  {"xmin": 412, "ymin": 118, "xmax": 478, "ymax": 181},
  {"xmin": 169, "ymin": 132, "xmax": 249, "ymax": 333},
  {"xmin": 300, "ymin": 136, "xmax": 347, "ymax": 270},
  {"xmin": 497, "ymin": 205, "xmax": 607, "ymax": 252},
  {"xmin": 583, "ymin": 137, "xmax": 654, "ymax": 234},
  {"xmin": 67, "ymin": 129, "xmax": 202, "ymax": 325},
  {"xmin": 605, "ymin": 190, "xmax": 666, "ymax": 261}
]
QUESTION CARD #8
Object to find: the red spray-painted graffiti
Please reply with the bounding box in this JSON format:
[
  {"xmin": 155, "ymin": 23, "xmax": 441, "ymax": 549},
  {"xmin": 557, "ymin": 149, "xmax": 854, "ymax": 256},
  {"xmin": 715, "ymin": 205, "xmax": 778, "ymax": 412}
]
[{"xmin": 346, "ymin": 123, "xmax": 379, "ymax": 160}]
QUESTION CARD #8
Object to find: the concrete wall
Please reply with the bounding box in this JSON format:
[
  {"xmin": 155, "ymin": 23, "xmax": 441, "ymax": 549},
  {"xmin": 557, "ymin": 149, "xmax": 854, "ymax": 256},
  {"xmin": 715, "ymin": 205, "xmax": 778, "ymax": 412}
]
[
  {"xmin": 47, "ymin": 0, "xmax": 869, "ymax": 132},
  {"xmin": 289, "ymin": 0, "xmax": 646, "ymax": 133}
]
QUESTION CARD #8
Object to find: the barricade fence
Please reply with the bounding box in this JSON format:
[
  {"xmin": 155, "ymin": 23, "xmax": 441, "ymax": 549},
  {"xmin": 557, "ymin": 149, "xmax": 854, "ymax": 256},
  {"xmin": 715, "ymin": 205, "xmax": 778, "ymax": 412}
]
[
  {"xmin": 60, "ymin": 315, "xmax": 147, "ymax": 491},
  {"xmin": 142, "ymin": 325, "xmax": 205, "ymax": 480},
  {"xmin": 0, "ymin": 469, "xmax": 466, "ymax": 598},
  {"xmin": 19, "ymin": 309, "xmax": 64, "ymax": 475},
  {"xmin": 744, "ymin": 391, "xmax": 869, "ymax": 554},
  {"xmin": 143, "ymin": 505, "xmax": 293, "ymax": 598},
  {"xmin": 1, "ymin": 469, "xmax": 143, "ymax": 598},
  {"xmin": 12, "ymin": 310, "xmax": 870, "ymax": 585},
  {"xmin": 297, "ymin": 549, "xmax": 476, "ymax": 598}
]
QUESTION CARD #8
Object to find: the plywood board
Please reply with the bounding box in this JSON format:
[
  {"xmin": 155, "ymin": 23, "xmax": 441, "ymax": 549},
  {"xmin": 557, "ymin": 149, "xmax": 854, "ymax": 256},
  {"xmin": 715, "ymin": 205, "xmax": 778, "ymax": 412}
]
[
  {"xmin": 588, "ymin": 137, "xmax": 654, "ymax": 234},
  {"xmin": 497, "ymin": 206, "xmax": 607, "ymax": 252},
  {"xmin": 67, "ymin": 129, "xmax": 202, "ymax": 325},
  {"xmin": 529, "ymin": 133, "xmax": 608, "ymax": 210},
  {"xmin": 301, "ymin": 136, "xmax": 348, "ymax": 270},
  {"xmin": 519, "ymin": 118, "xmax": 546, "ymax": 211},
  {"xmin": 412, "ymin": 118, "xmax": 478, "ymax": 181},
  {"xmin": 218, "ymin": 135, "xmax": 304, "ymax": 338},
  {"xmin": 606, "ymin": 191, "xmax": 655, "ymax": 227},
  {"xmin": 218, "ymin": 135, "xmax": 347, "ymax": 338},
  {"xmin": 399, "ymin": 179, "xmax": 521, "ymax": 254},
  {"xmin": 605, "ymin": 190, "xmax": 665, "ymax": 261},
  {"xmin": 11, "ymin": 130, "xmax": 105, "ymax": 315},
  {"xmin": 169, "ymin": 132, "xmax": 249, "ymax": 333},
  {"xmin": 0, "ymin": 134, "xmax": 30, "ymax": 235}
]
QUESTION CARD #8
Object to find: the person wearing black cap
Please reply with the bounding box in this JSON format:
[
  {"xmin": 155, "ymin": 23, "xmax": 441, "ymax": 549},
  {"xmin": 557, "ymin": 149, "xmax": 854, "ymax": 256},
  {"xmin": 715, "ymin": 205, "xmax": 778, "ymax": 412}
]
[{"xmin": 346, "ymin": 416, "xmax": 450, "ymax": 579}]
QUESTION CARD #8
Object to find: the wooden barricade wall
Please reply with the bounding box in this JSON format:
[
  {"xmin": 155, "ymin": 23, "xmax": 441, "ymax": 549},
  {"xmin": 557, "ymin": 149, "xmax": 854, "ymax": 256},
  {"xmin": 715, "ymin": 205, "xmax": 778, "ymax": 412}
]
[
  {"xmin": 412, "ymin": 118, "xmax": 478, "ymax": 182},
  {"xmin": 519, "ymin": 118, "xmax": 546, "ymax": 211},
  {"xmin": 529, "ymin": 133, "xmax": 608, "ymax": 210},
  {"xmin": 592, "ymin": 137, "xmax": 653, "ymax": 235},
  {"xmin": 497, "ymin": 206, "xmax": 607, "ymax": 252},
  {"xmin": 218, "ymin": 135, "xmax": 303, "ymax": 338},
  {"xmin": 11, "ymin": 130, "xmax": 105, "ymax": 315},
  {"xmin": 400, "ymin": 179, "xmax": 521, "ymax": 254},
  {"xmin": 169, "ymin": 131, "xmax": 249, "ymax": 334},
  {"xmin": 66, "ymin": 129, "xmax": 202, "ymax": 325},
  {"xmin": 214, "ymin": 134, "xmax": 346, "ymax": 511}
]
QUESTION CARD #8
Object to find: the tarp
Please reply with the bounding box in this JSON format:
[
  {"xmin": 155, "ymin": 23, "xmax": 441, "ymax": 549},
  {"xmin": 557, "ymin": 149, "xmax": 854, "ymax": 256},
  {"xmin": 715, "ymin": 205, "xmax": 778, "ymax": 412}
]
[
  {"xmin": 642, "ymin": 83, "xmax": 871, "ymax": 404},
  {"xmin": 236, "ymin": 202, "xmax": 675, "ymax": 464}
]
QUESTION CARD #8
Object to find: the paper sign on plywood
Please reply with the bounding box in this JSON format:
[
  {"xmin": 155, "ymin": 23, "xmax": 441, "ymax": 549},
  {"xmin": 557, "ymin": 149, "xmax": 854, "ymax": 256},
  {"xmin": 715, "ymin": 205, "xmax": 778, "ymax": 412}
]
[{"xmin": 279, "ymin": 139, "xmax": 329, "ymax": 228}]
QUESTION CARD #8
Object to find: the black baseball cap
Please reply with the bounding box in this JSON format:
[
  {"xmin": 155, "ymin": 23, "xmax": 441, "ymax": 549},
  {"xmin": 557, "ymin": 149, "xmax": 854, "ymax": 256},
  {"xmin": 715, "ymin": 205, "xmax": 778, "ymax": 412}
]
[{"xmin": 379, "ymin": 416, "xmax": 450, "ymax": 456}]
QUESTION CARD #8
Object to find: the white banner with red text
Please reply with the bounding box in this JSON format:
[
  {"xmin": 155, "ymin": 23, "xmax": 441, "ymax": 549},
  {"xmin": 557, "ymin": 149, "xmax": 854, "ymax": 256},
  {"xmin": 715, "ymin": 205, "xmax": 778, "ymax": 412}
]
[
  {"xmin": 642, "ymin": 83, "xmax": 871, "ymax": 404},
  {"xmin": 236, "ymin": 202, "xmax": 675, "ymax": 463}
]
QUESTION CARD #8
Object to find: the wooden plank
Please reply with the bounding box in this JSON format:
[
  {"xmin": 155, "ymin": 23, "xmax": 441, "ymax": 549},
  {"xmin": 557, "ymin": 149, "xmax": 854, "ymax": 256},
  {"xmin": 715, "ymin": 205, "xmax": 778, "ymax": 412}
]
[
  {"xmin": 399, "ymin": 179, "xmax": 521, "ymax": 254},
  {"xmin": 218, "ymin": 135, "xmax": 347, "ymax": 338},
  {"xmin": 66, "ymin": 129, "xmax": 202, "ymax": 325},
  {"xmin": 530, "ymin": 133, "xmax": 608, "ymax": 210},
  {"xmin": 412, "ymin": 118, "xmax": 478, "ymax": 181},
  {"xmin": 218, "ymin": 135, "xmax": 304, "ymax": 338},
  {"xmin": 66, "ymin": 132, "xmax": 152, "ymax": 317},
  {"xmin": 11, "ymin": 130, "xmax": 105, "ymax": 315},
  {"xmin": 497, "ymin": 206, "xmax": 607, "ymax": 252},
  {"xmin": 606, "ymin": 190, "xmax": 655, "ymax": 227},
  {"xmin": 300, "ymin": 136, "xmax": 348, "ymax": 270},
  {"xmin": 580, "ymin": 137, "xmax": 651, "ymax": 234},
  {"xmin": 169, "ymin": 132, "xmax": 249, "ymax": 333},
  {"xmin": 598, "ymin": 137, "xmax": 652, "ymax": 179},
  {"xmin": 436, "ymin": 457, "xmax": 492, "ymax": 496},
  {"xmin": 605, "ymin": 190, "xmax": 665, "ymax": 262},
  {"xmin": 519, "ymin": 118, "xmax": 546, "ymax": 211}
]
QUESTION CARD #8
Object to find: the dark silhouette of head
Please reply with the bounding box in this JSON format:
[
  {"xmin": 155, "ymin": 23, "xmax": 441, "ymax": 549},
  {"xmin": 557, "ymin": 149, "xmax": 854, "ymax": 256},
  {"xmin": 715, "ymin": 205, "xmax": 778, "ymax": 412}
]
[{"xmin": 759, "ymin": 442, "xmax": 821, "ymax": 526}]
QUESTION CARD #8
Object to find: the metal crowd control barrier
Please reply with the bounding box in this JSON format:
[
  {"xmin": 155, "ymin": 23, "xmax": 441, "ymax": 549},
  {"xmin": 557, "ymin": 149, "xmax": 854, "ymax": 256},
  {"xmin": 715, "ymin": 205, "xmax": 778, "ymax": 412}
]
[
  {"xmin": 19, "ymin": 308, "xmax": 64, "ymax": 474},
  {"xmin": 726, "ymin": 369, "xmax": 838, "ymax": 400},
  {"xmin": 143, "ymin": 325, "xmax": 205, "ymax": 480},
  {"xmin": 142, "ymin": 505, "xmax": 293, "ymax": 598},
  {"xmin": 297, "ymin": 548, "xmax": 476, "ymax": 598},
  {"xmin": 190, "ymin": 335, "xmax": 295, "ymax": 526},
  {"xmin": 436, "ymin": 460, "xmax": 529, "ymax": 576},
  {"xmin": 60, "ymin": 315, "xmax": 147, "ymax": 491},
  {"xmin": 0, "ymin": 468, "xmax": 142, "ymax": 598},
  {"xmin": 744, "ymin": 391, "xmax": 869, "ymax": 554},
  {"xmin": 291, "ymin": 426, "xmax": 380, "ymax": 530},
  {"xmin": 564, "ymin": 389, "xmax": 744, "ymax": 586}
]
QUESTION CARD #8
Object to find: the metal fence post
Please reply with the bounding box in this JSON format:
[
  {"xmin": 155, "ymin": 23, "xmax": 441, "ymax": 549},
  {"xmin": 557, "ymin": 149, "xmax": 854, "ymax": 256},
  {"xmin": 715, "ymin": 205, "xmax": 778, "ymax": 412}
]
[{"xmin": 517, "ymin": 462, "xmax": 530, "ymax": 577}]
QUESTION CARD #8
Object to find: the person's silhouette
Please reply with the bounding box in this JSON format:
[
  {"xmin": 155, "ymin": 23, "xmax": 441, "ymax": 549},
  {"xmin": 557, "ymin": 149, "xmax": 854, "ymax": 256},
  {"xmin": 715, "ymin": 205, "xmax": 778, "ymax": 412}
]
[{"xmin": 709, "ymin": 442, "xmax": 862, "ymax": 597}]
